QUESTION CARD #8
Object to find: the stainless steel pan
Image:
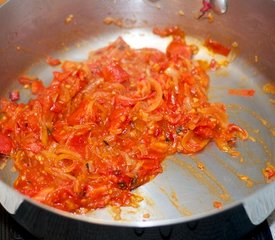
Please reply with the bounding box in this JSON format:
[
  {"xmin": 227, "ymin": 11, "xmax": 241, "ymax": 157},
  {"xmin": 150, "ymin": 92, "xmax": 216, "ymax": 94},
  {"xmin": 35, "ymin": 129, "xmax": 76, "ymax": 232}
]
[{"xmin": 0, "ymin": 0, "xmax": 274, "ymax": 238}]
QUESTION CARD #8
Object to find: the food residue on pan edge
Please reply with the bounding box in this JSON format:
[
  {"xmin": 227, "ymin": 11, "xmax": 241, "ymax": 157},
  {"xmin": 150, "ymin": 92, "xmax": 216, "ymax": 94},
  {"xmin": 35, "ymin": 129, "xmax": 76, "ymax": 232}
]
[
  {"xmin": 169, "ymin": 155, "xmax": 231, "ymax": 203},
  {"xmin": 263, "ymin": 83, "xmax": 275, "ymax": 95},
  {"xmin": 65, "ymin": 14, "xmax": 74, "ymax": 24},
  {"xmin": 213, "ymin": 201, "xmax": 222, "ymax": 209},
  {"xmin": 263, "ymin": 162, "xmax": 275, "ymax": 183},
  {"xmin": 158, "ymin": 186, "xmax": 193, "ymax": 216},
  {"xmin": 227, "ymin": 104, "xmax": 273, "ymax": 166},
  {"xmin": 103, "ymin": 17, "xmax": 124, "ymax": 27},
  {"xmin": 105, "ymin": 0, "xmax": 219, "ymax": 29},
  {"xmin": 103, "ymin": 16, "xmax": 137, "ymax": 28},
  {"xmin": 177, "ymin": 10, "xmax": 185, "ymax": 16}
]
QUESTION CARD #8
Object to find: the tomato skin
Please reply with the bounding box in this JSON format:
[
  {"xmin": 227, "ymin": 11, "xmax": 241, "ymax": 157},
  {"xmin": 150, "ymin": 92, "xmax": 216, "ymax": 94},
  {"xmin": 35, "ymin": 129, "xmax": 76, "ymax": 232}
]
[
  {"xmin": 67, "ymin": 99, "xmax": 90, "ymax": 125},
  {"xmin": 102, "ymin": 61, "xmax": 129, "ymax": 83},
  {"xmin": 194, "ymin": 118, "xmax": 217, "ymax": 139},
  {"xmin": 106, "ymin": 107, "xmax": 130, "ymax": 134},
  {"xmin": 167, "ymin": 39, "xmax": 192, "ymax": 59},
  {"xmin": 0, "ymin": 133, "xmax": 12, "ymax": 154},
  {"xmin": 46, "ymin": 56, "xmax": 61, "ymax": 67},
  {"xmin": 31, "ymin": 80, "xmax": 44, "ymax": 94},
  {"xmin": 21, "ymin": 141, "xmax": 42, "ymax": 153},
  {"xmin": 153, "ymin": 26, "xmax": 185, "ymax": 38},
  {"xmin": 153, "ymin": 26, "xmax": 191, "ymax": 59},
  {"xmin": 88, "ymin": 63, "xmax": 102, "ymax": 76},
  {"xmin": 204, "ymin": 38, "xmax": 231, "ymax": 56},
  {"xmin": 228, "ymin": 89, "xmax": 255, "ymax": 97},
  {"xmin": 264, "ymin": 167, "xmax": 275, "ymax": 181},
  {"xmin": 69, "ymin": 133, "xmax": 89, "ymax": 156},
  {"xmin": 51, "ymin": 121, "xmax": 67, "ymax": 143},
  {"xmin": 49, "ymin": 101, "xmax": 63, "ymax": 113},
  {"xmin": 18, "ymin": 76, "xmax": 34, "ymax": 85}
]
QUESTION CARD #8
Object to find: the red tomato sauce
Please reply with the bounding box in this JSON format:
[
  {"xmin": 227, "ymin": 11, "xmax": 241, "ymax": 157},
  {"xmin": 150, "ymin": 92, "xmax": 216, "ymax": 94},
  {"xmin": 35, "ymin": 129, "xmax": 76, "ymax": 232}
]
[
  {"xmin": 0, "ymin": 27, "xmax": 247, "ymax": 213},
  {"xmin": 204, "ymin": 38, "xmax": 231, "ymax": 56},
  {"xmin": 263, "ymin": 163, "xmax": 275, "ymax": 182},
  {"xmin": 228, "ymin": 89, "xmax": 255, "ymax": 97}
]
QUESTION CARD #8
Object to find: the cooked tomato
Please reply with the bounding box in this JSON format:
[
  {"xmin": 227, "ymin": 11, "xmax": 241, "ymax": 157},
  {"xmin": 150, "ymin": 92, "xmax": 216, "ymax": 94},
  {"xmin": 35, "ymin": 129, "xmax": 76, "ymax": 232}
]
[
  {"xmin": 167, "ymin": 38, "xmax": 192, "ymax": 59},
  {"xmin": 0, "ymin": 133, "xmax": 12, "ymax": 154},
  {"xmin": 46, "ymin": 56, "xmax": 61, "ymax": 67},
  {"xmin": 204, "ymin": 38, "xmax": 231, "ymax": 56},
  {"xmin": 228, "ymin": 89, "xmax": 255, "ymax": 96},
  {"xmin": 102, "ymin": 61, "xmax": 129, "ymax": 83},
  {"xmin": 0, "ymin": 27, "xmax": 247, "ymax": 213}
]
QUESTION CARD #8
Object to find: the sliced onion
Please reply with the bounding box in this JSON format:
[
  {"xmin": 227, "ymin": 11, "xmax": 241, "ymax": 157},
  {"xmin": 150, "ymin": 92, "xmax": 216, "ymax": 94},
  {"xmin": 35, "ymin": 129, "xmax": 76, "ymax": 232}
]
[
  {"xmin": 144, "ymin": 78, "xmax": 163, "ymax": 112},
  {"xmin": 33, "ymin": 187, "xmax": 55, "ymax": 202},
  {"xmin": 165, "ymin": 66, "xmax": 179, "ymax": 94}
]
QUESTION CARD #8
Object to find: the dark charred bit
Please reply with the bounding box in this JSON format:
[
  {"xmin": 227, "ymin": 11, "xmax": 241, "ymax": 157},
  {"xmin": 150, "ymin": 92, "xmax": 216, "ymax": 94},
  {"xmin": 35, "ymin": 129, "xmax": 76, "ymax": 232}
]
[
  {"xmin": 85, "ymin": 163, "xmax": 90, "ymax": 172},
  {"xmin": 176, "ymin": 126, "xmax": 183, "ymax": 134},
  {"xmin": 131, "ymin": 177, "xmax": 138, "ymax": 188},
  {"xmin": 113, "ymin": 170, "xmax": 121, "ymax": 176},
  {"xmin": 118, "ymin": 182, "xmax": 127, "ymax": 189},
  {"xmin": 0, "ymin": 153, "xmax": 9, "ymax": 160},
  {"xmin": 165, "ymin": 132, "xmax": 173, "ymax": 142},
  {"xmin": 47, "ymin": 127, "xmax": 52, "ymax": 135},
  {"xmin": 130, "ymin": 121, "xmax": 135, "ymax": 128},
  {"xmin": 103, "ymin": 140, "xmax": 110, "ymax": 146},
  {"xmin": 227, "ymin": 137, "xmax": 237, "ymax": 147}
]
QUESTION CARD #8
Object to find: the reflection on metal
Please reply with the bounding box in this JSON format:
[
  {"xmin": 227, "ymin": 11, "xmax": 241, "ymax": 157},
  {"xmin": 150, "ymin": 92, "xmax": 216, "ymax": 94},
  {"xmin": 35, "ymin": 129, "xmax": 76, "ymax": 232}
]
[
  {"xmin": 0, "ymin": 180, "xmax": 23, "ymax": 214},
  {"xmin": 244, "ymin": 183, "xmax": 275, "ymax": 225},
  {"xmin": 210, "ymin": 0, "xmax": 228, "ymax": 14}
]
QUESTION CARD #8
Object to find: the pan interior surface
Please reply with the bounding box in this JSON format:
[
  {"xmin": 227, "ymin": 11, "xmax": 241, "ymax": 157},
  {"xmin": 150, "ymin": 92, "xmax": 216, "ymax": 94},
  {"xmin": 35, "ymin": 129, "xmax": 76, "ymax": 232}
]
[{"xmin": 0, "ymin": 0, "xmax": 274, "ymax": 227}]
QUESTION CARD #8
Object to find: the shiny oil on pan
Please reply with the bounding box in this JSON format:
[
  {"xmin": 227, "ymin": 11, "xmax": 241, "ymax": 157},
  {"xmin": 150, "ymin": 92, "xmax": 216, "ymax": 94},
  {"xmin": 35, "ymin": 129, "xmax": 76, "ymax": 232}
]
[{"xmin": 0, "ymin": 0, "xmax": 274, "ymax": 228}]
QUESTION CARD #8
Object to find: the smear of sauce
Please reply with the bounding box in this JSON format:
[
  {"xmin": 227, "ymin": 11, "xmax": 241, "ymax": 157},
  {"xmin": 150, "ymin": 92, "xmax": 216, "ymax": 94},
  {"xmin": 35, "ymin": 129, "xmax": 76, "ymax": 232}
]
[
  {"xmin": 143, "ymin": 213, "xmax": 150, "ymax": 219},
  {"xmin": 143, "ymin": 194, "xmax": 155, "ymax": 207},
  {"xmin": 197, "ymin": 161, "xmax": 205, "ymax": 170},
  {"xmin": 228, "ymin": 103, "xmax": 274, "ymax": 148},
  {"xmin": 159, "ymin": 187, "xmax": 192, "ymax": 216},
  {"xmin": 228, "ymin": 105, "xmax": 272, "ymax": 165},
  {"xmin": 0, "ymin": 156, "xmax": 8, "ymax": 170},
  {"xmin": 263, "ymin": 83, "xmax": 275, "ymax": 95},
  {"xmin": 191, "ymin": 156, "xmax": 231, "ymax": 201},
  {"xmin": 248, "ymin": 135, "xmax": 256, "ymax": 142},
  {"xmin": 214, "ymin": 69, "xmax": 229, "ymax": 77},
  {"xmin": 239, "ymin": 156, "xmax": 245, "ymax": 163},
  {"xmin": 103, "ymin": 16, "xmax": 123, "ymax": 27},
  {"xmin": 237, "ymin": 174, "xmax": 254, "ymax": 187},
  {"xmin": 228, "ymin": 89, "xmax": 255, "ymax": 97},
  {"xmin": 209, "ymin": 150, "xmax": 256, "ymax": 188},
  {"xmin": 170, "ymin": 155, "xmax": 231, "ymax": 202},
  {"xmin": 111, "ymin": 206, "xmax": 122, "ymax": 221},
  {"xmin": 262, "ymin": 162, "xmax": 275, "ymax": 183},
  {"xmin": 103, "ymin": 17, "xmax": 137, "ymax": 28},
  {"xmin": 213, "ymin": 201, "xmax": 223, "ymax": 209},
  {"xmin": 228, "ymin": 109, "xmax": 269, "ymax": 165}
]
